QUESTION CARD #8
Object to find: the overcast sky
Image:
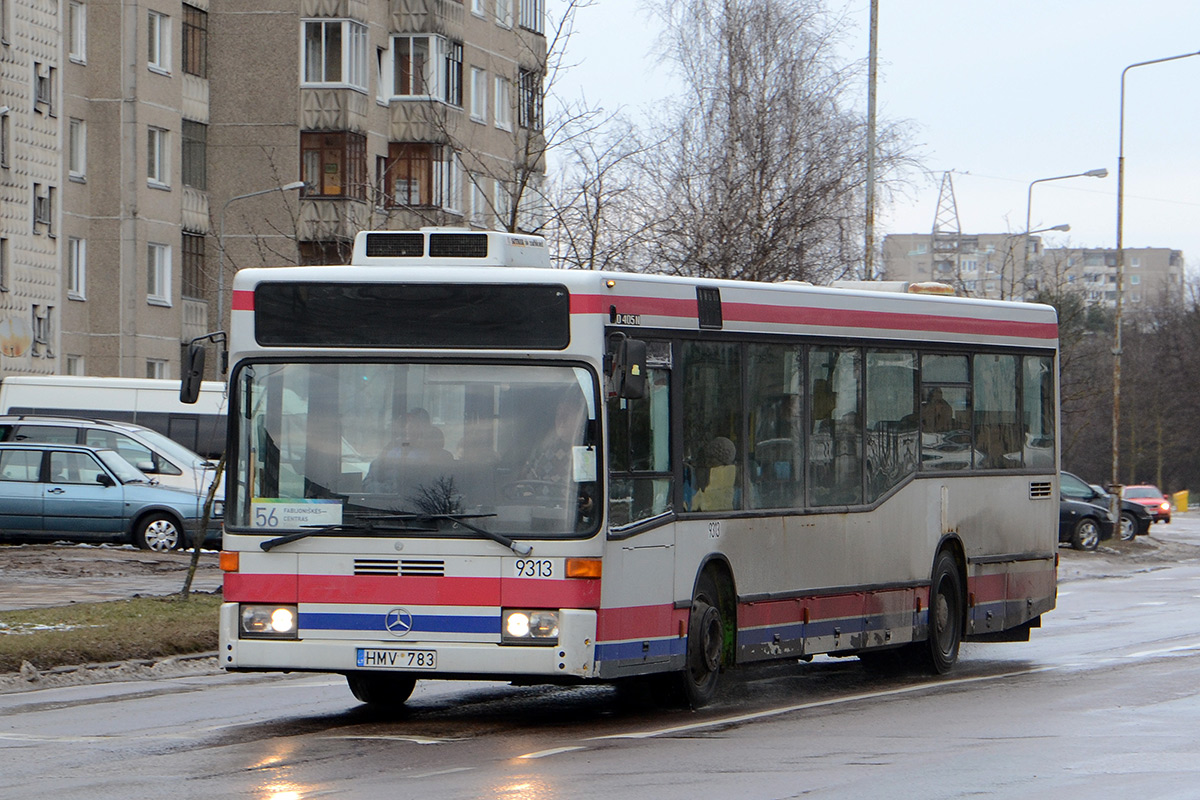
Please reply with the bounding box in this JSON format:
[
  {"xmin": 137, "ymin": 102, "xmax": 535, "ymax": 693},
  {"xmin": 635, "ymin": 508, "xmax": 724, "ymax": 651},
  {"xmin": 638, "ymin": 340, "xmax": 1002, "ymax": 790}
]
[{"xmin": 556, "ymin": 0, "xmax": 1200, "ymax": 270}]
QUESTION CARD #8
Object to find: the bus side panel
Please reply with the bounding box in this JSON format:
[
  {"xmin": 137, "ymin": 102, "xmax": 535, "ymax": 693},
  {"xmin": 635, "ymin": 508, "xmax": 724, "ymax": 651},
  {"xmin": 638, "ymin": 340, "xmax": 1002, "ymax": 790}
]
[{"xmin": 595, "ymin": 524, "xmax": 687, "ymax": 680}]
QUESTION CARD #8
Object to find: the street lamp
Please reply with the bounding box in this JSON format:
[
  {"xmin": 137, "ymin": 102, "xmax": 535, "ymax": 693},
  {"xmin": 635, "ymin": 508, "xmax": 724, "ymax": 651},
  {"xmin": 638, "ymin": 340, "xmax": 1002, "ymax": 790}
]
[
  {"xmin": 217, "ymin": 180, "xmax": 306, "ymax": 330},
  {"xmin": 1021, "ymin": 169, "xmax": 1107, "ymax": 296},
  {"xmin": 1112, "ymin": 50, "xmax": 1200, "ymax": 512}
]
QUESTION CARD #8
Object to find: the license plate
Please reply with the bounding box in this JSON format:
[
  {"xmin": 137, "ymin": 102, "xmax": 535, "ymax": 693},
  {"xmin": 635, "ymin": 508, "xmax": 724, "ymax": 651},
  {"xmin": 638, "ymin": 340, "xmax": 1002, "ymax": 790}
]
[{"xmin": 356, "ymin": 648, "xmax": 437, "ymax": 670}]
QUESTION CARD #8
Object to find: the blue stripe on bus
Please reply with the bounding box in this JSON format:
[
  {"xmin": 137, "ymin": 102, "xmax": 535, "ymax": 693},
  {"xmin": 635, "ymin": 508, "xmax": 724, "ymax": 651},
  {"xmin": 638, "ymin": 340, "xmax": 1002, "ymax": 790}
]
[
  {"xmin": 300, "ymin": 612, "xmax": 501, "ymax": 635},
  {"xmin": 594, "ymin": 637, "xmax": 686, "ymax": 662}
]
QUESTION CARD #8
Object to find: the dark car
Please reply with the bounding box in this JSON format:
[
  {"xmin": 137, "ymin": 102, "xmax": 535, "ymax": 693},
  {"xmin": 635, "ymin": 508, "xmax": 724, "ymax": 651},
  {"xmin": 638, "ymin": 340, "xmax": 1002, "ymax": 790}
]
[
  {"xmin": 1123, "ymin": 484, "xmax": 1171, "ymax": 524},
  {"xmin": 1061, "ymin": 470, "xmax": 1152, "ymax": 542},
  {"xmin": 0, "ymin": 442, "xmax": 221, "ymax": 551}
]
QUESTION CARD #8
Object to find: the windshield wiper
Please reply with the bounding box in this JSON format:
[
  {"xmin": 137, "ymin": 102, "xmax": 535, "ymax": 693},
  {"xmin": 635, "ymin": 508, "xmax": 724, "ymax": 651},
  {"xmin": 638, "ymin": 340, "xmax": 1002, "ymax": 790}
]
[
  {"xmin": 259, "ymin": 515, "xmax": 434, "ymax": 551},
  {"xmin": 415, "ymin": 512, "xmax": 532, "ymax": 556},
  {"xmin": 259, "ymin": 511, "xmax": 531, "ymax": 555}
]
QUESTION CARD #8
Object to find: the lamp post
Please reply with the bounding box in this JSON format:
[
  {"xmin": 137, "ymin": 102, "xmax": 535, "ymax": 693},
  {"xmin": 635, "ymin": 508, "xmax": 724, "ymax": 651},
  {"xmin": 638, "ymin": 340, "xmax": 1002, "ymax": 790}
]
[
  {"xmin": 1112, "ymin": 51, "xmax": 1200, "ymax": 512},
  {"xmin": 1021, "ymin": 169, "xmax": 1107, "ymax": 297},
  {"xmin": 218, "ymin": 180, "xmax": 306, "ymax": 330}
]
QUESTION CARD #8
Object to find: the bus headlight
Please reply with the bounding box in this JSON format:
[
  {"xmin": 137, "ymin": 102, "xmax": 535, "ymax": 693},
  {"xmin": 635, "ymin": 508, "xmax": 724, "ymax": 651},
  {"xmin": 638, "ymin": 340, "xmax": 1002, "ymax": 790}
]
[
  {"xmin": 501, "ymin": 609, "xmax": 559, "ymax": 645},
  {"xmin": 240, "ymin": 604, "xmax": 299, "ymax": 639}
]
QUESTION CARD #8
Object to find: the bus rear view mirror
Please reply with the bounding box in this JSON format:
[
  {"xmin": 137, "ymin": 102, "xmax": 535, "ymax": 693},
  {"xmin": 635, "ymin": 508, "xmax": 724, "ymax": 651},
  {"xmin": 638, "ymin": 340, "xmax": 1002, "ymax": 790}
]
[
  {"xmin": 180, "ymin": 342, "xmax": 206, "ymax": 404},
  {"xmin": 610, "ymin": 336, "xmax": 647, "ymax": 400}
]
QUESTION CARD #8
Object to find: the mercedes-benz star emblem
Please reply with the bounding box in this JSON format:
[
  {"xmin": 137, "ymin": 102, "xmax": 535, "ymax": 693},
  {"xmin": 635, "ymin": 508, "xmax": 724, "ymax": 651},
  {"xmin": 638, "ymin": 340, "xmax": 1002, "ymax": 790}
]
[{"xmin": 384, "ymin": 608, "xmax": 414, "ymax": 638}]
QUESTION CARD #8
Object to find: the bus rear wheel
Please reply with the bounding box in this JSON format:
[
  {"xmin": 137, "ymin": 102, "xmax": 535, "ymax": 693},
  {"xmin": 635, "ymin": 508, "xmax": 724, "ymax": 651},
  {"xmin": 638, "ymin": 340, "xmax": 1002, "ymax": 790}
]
[
  {"xmin": 921, "ymin": 551, "xmax": 964, "ymax": 674},
  {"xmin": 676, "ymin": 574, "xmax": 725, "ymax": 708},
  {"xmin": 346, "ymin": 673, "xmax": 417, "ymax": 708}
]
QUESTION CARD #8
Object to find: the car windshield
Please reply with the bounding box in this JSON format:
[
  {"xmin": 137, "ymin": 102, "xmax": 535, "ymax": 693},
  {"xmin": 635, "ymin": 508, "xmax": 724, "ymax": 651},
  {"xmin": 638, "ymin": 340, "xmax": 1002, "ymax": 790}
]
[
  {"xmin": 1123, "ymin": 487, "xmax": 1161, "ymax": 499},
  {"xmin": 95, "ymin": 449, "xmax": 151, "ymax": 483},
  {"xmin": 119, "ymin": 425, "xmax": 207, "ymax": 466},
  {"xmin": 230, "ymin": 362, "xmax": 600, "ymax": 539}
]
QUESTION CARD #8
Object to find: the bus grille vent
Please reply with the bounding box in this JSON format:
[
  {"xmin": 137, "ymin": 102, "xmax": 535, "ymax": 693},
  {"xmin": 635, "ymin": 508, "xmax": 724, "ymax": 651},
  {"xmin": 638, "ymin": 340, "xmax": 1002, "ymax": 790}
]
[
  {"xmin": 429, "ymin": 233, "xmax": 489, "ymax": 258},
  {"xmin": 354, "ymin": 558, "xmax": 399, "ymax": 576},
  {"xmin": 401, "ymin": 560, "xmax": 446, "ymax": 577},
  {"xmin": 1029, "ymin": 481, "xmax": 1053, "ymax": 499},
  {"xmin": 353, "ymin": 559, "xmax": 446, "ymax": 577},
  {"xmin": 364, "ymin": 233, "xmax": 425, "ymax": 257}
]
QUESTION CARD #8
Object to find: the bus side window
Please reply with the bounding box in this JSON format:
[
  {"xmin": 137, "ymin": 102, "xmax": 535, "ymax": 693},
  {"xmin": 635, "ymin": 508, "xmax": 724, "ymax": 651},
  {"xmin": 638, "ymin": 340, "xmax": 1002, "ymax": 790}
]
[{"xmin": 608, "ymin": 367, "xmax": 672, "ymax": 527}]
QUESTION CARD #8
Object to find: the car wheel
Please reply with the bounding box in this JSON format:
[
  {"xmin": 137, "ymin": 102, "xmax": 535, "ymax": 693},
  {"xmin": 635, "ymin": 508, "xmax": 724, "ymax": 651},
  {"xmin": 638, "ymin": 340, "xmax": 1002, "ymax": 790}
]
[
  {"xmin": 134, "ymin": 513, "xmax": 182, "ymax": 551},
  {"xmin": 1118, "ymin": 512, "xmax": 1138, "ymax": 541},
  {"xmin": 1071, "ymin": 517, "xmax": 1101, "ymax": 551}
]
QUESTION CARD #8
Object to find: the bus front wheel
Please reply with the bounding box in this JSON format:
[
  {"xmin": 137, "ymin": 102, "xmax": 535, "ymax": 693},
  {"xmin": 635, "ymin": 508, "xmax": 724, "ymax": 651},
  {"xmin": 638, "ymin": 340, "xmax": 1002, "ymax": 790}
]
[
  {"xmin": 677, "ymin": 573, "xmax": 725, "ymax": 708},
  {"xmin": 346, "ymin": 673, "xmax": 417, "ymax": 708},
  {"xmin": 921, "ymin": 551, "xmax": 964, "ymax": 674}
]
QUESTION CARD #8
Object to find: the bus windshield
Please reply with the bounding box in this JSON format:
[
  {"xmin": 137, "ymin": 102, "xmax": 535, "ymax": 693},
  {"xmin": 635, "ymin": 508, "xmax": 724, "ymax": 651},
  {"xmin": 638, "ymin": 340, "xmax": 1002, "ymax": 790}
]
[{"xmin": 231, "ymin": 362, "xmax": 599, "ymax": 539}]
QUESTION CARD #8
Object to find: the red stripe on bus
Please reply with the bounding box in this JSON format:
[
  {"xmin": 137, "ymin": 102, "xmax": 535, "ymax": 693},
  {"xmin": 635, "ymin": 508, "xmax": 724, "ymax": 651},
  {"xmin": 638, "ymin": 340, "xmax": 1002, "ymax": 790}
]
[
  {"xmin": 223, "ymin": 573, "xmax": 600, "ymax": 608},
  {"xmin": 232, "ymin": 290, "xmax": 254, "ymax": 311},
  {"xmin": 224, "ymin": 572, "xmax": 299, "ymax": 603},
  {"xmin": 572, "ymin": 292, "xmax": 1056, "ymax": 340},
  {"xmin": 596, "ymin": 604, "xmax": 687, "ymax": 641}
]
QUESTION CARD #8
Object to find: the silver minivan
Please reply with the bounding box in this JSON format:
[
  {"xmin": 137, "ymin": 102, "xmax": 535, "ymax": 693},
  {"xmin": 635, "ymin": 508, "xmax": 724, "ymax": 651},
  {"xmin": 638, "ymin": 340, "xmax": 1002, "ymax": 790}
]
[{"xmin": 0, "ymin": 415, "xmax": 224, "ymax": 514}]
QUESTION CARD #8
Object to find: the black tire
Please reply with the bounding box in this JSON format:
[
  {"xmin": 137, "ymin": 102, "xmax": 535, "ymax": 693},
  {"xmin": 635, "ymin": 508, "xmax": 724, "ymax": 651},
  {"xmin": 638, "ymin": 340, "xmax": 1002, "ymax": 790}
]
[
  {"xmin": 134, "ymin": 513, "xmax": 182, "ymax": 551},
  {"xmin": 676, "ymin": 572, "xmax": 726, "ymax": 709},
  {"xmin": 1071, "ymin": 517, "xmax": 1101, "ymax": 551},
  {"xmin": 346, "ymin": 673, "xmax": 417, "ymax": 708},
  {"xmin": 1118, "ymin": 511, "xmax": 1138, "ymax": 542},
  {"xmin": 920, "ymin": 550, "xmax": 964, "ymax": 674}
]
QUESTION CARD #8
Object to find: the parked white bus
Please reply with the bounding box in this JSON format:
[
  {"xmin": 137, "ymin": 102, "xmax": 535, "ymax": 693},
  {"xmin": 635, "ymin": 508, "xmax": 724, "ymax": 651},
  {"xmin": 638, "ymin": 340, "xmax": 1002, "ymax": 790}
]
[
  {"xmin": 205, "ymin": 228, "xmax": 1059, "ymax": 708},
  {"xmin": 0, "ymin": 375, "xmax": 227, "ymax": 457}
]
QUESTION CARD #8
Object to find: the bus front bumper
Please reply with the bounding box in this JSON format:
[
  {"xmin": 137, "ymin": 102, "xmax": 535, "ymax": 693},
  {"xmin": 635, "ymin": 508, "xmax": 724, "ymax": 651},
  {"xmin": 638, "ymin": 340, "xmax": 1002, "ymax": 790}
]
[{"xmin": 218, "ymin": 603, "xmax": 599, "ymax": 680}]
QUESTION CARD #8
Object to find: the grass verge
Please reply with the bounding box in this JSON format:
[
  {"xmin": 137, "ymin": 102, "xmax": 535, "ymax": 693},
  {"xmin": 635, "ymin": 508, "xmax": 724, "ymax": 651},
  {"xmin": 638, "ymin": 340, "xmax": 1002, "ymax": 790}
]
[{"xmin": 0, "ymin": 594, "xmax": 221, "ymax": 673}]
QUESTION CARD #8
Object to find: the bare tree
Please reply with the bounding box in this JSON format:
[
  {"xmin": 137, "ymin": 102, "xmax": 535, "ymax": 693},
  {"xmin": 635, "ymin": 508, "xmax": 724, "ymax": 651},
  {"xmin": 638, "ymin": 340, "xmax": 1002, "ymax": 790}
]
[{"xmin": 634, "ymin": 0, "xmax": 915, "ymax": 283}]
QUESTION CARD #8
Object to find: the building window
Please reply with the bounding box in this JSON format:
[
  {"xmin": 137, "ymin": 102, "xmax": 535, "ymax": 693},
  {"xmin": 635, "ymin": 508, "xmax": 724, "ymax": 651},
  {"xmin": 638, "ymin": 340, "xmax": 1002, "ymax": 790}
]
[
  {"xmin": 0, "ymin": 238, "xmax": 7, "ymax": 291},
  {"xmin": 0, "ymin": 111, "xmax": 7, "ymax": 168},
  {"xmin": 443, "ymin": 151, "xmax": 462, "ymax": 213},
  {"xmin": 182, "ymin": 232, "xmax": 204, "ymax": 299},
  {"xmin": 470, "ymin": 68, "xmax": 487, "ymax": 121},
  {"xmin": 65, "ymin": 355, "xmax": 84, "ymax": 375},
  {"xmin": 519, "ymin": 0, "xmax": 544, "ymax": 34},
  {"xmin": 148, "ymin": 126, "xmax": 169, "ymax": 186},
  {"xmin": 31, "ymin": 306, "xmax": 53, "ymax": 359},
  {"xmin": 300, "ymin": 131, "xmax": 367, "ymax": 199},
  {"xmin": 68, "ymin": 119, "xmax": 86, "ymax": 180},
  {"xmin": 495, "ymin": 0, "xmax": 513, "ymax": 27},
  {"xmin": 445, "ymin": 41, "xmax": 463, "ymax": 106},
  {"xmin": 182, "ymin": 4, "xmax": 207, "ymax": 78},
  {"xmin": 146, "ymin": 359, "xmax": 168, "ymax": 379},
  {"xmin": 393, "ymin": 35, "xmax": 432, "ymax": 96},
  {"xmin": 147, "ymin": 242, "xmax": 171, "ymax": 305},
  {"xmin": 67, "ymin": 237, "xmax": 86, "ymax": 300},
  {"xmin": 471, "ymin": 0, "xmax": 485, "ymax": 17},
  {"xmin": 148, "ymin": 10, "xmax": 170, "ymax": 73},
  {"xmin": 33, "ymin": 62, "xmax": 54, "ymax": 115},
  {"xmin": 32, "ymin": 184, "xmax": 53, "ymax": 234},
  {"xmin": 381, "ymin": 143, "xmax": 442, "ymax": 207},
  {"xmin": 469, "ymin": 175, "xmax": 488, "ymax": 226},
  {"xmin": 494, "ymin": 76, "xmax": 512, "ymax": 130},
  {"xmin": 68, "ymin": 1, "xmax": 86, "ymax": 63},
  {"xmin": 518, "ymin": 68, "xmax": 542, "ymax": 130},
  {"xmin": 494, "ymin": 180, "xmax": 512, "ymax": 229},
  {"xmin": 182, "ymin": 120, "xmax": 206, "ymax": 190},
  {"xmin": 302, "ymin": 19, "xmax": 368, "ymax": 91}
]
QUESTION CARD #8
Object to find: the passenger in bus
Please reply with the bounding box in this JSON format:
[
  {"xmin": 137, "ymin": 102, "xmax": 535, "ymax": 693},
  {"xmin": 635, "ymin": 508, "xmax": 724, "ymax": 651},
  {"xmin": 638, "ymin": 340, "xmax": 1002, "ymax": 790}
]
[
  {"xmin": 921, "ymin": 387, "xmax": 954, "ymax": 432},
  {"xmin": 520, "ymin": 391, "xmax": 587, "ymax": 484},
  {"xmin": 363, "ymin": 409, "xmax": 453, "ymax": 493},
  {"xmin": 689, "ymin": 436, "xmax": 738, "ymax": 511}
]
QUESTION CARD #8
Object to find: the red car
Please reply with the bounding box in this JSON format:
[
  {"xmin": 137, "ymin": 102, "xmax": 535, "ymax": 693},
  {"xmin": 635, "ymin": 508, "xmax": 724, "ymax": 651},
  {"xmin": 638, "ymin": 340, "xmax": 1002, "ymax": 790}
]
[{"xmin": 1123, "ymin": 485, "xmax": 1171, "ymax": 523}]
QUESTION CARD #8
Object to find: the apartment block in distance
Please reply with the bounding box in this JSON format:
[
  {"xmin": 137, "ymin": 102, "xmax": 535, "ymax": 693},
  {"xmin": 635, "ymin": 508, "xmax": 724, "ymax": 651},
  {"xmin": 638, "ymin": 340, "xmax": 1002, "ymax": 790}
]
[
  {"xmin": 0, "ymin": 0, "xmax": 547, "ymax": 380},
  {"xmin": 882, "ymin": 233, "xmax": 1185, "ymax": 306}
]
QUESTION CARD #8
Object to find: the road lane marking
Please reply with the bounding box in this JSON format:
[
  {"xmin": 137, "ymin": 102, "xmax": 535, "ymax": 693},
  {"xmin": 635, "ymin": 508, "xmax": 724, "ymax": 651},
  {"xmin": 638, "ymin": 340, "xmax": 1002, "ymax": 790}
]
[
  {"xmin": 518, "ymin": 746, "xmax": 588, "ymax": 759},
  {"xmin": 587, "ymin": 666, "xmax": 1059, "ymax": 743}
]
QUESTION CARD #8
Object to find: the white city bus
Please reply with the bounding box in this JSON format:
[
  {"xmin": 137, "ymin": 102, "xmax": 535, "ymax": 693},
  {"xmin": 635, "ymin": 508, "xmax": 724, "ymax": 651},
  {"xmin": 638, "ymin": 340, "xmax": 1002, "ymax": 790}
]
[{"xmin": 206, "ymin": 228, "xmax": 1058, "ymax": 708}]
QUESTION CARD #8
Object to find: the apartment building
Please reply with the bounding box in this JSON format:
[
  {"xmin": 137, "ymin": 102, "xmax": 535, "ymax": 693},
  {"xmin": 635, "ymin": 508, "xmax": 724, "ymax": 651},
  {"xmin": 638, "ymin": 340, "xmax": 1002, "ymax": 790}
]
[
  {"xmin": 0, "ymin": 0, "xmax": 546, "ymax": 380},
  {"xmin": 881, "ymin": 233, "xmax": 1185, "ymax": 306}
]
